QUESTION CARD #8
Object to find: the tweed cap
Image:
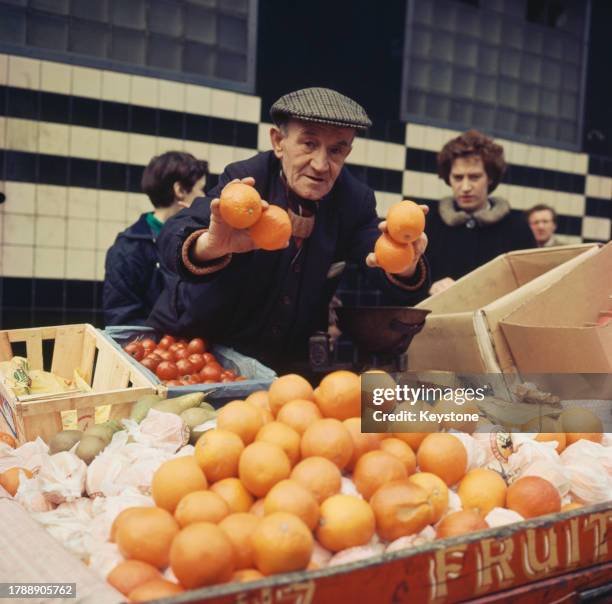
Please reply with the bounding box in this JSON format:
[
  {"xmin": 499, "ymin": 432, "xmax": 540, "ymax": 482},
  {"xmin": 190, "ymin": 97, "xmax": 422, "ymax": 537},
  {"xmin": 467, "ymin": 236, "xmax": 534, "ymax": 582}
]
[{"xmin": 270, "ymin": 87, "xmax": 372, "ymax": 130}]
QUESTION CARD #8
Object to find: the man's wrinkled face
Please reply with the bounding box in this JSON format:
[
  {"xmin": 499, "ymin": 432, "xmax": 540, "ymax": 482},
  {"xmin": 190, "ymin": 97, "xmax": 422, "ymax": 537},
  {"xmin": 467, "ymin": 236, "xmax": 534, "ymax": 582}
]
[
  {"xmin": 449, "ymin": 155, "xmax": 490, "ymax": 212},
  {"xmin": 529, "ymin": 209, "xmax": 556, "ymax": 244},
  {"xmin": 270, "ymin": 120, "xmax": 354, "ymax": 200}
]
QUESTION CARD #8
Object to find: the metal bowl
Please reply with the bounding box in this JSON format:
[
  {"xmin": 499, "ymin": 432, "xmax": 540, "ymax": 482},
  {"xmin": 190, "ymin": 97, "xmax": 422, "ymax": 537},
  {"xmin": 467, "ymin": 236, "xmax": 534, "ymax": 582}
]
[{"xmin": 335, "ymin": 306, "xmax": 431, "ymax": 355}]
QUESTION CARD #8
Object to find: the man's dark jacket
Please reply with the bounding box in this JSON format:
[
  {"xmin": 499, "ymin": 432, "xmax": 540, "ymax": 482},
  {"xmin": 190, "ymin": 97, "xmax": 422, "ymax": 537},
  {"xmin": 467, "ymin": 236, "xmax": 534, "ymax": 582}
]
[
  {"xmin": 148, "ymin": 151, "xmax": 429, "ymax": 365},
  {"xmin": 103, "ymin": 213, "xmax": 165, "ymax": 326}
]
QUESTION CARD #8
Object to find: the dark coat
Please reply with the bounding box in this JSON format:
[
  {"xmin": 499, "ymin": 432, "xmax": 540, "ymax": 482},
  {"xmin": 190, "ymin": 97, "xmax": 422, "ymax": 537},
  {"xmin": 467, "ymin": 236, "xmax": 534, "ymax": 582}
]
[
  {"xmin": 148, "ymin": 151, "xmax": 429, "ymax": 365},
  {"xmin": 424, "ymin": 197, "xmax": 537, "ymax": 285},
  {"xmin": 103, "ymin": 213, "xmax": 165, "ymax": 326}
]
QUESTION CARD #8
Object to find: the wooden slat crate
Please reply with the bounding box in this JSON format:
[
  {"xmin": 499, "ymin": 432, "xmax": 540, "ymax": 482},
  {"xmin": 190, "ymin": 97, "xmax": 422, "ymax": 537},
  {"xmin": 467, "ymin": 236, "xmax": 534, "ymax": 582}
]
[{"xmin": 0, "ymin": 324, "xmax": 161, "ymax": 444}]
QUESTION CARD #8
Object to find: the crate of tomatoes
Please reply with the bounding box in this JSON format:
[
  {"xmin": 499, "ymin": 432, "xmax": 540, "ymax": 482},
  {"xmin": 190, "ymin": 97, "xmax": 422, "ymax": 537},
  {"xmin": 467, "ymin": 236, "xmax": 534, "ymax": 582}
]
[{"xmin": 102, "ymin": 326, "xmax": 276, "ymax": 407}]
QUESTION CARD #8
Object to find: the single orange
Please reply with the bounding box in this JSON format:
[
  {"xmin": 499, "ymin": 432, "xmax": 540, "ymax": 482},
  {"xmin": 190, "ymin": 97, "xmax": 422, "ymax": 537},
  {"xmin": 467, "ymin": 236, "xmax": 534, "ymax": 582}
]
[
  {"xmin": 194, "ymin": 428, "xmax": 245, "ymax": 483},
  {"xmin": 110, "ymin": 507, "xmax": 151, "ymax": 543},
  {"xmin": 251, "ymin": 512, "xmax": 313, "ymax": 575},
  {"xmin": 239, "ymin": 441, "xmax": 292, "ymax": 497},
  {"xmin": 151, "ymin": 455, "xmax": 207, "ymax": 513},
  {"xmin": 268, "ymin": 374, "xmax": 315, "ymax": 416},
  {"xmin": 210, "ymin": 477, "xmax": 254, "ymax": 513},
  {"xmin": 290, "ymin": 456, "xmax": 342, "ymax": 504},
  {"xmin": 316, "ymin": 495, "xmax": 375, "ymax": 552},
  {"xmin": 379, "ymin": 438, "xmax": 417, "ymax": 475},
  {"xmin": 276, "ymin": 399, "xmax": 323, "ymax": 435},
  {"xmin": 219, "ymin": 513, "xmax": 261, "ymax": 570},
  {"xmin": 407, "ymin": 472, "xmax": 449, "ymax": 524},
  {"xmin": 315, "ymin": 370, "xmax": 361, "ymax": 420},
  {"xmin": 174, "ymin": 490, "xmax": 230, "ymax": 527},
  {"xmin": 255, "ymin": 421, "xmax": 301, "ymax": 467},
  {"xmin": 0, "ymin": 467, "xmax": 33, "ymax": 496},
  {"xmin": 458, "ymin": 468, "xmax": 507, "ymax": 516},
  {"xmin": 353, "ymin": 450, "xmax": 408, "ymax": 500},
  {"xmin": 436, "ymin": 510, "xmax": 489, "ymax": 539},
  {"xmin": 506, "ymin": 476, "xmax": 561, "ymax": 519},
  {"xmin": 245, "ymin": 390, "xmax": 271, "ymax": 410},
  {"xmin": 170, "ymin": 522, "xmax": 235, "ymax": 588},
  {"xmin": 250, "ymin": 498, "xmax": 265, "ymax": 517},
  {"xmin": 264, "ymin": 479, "xmax": 320, "ymax": 530},
  {"xmin": 386, "ymin": 200, "xmax": 425, "ymax": 244},
  {"xmin": 344, "ymin": 417, "xmax": 385, "ymax": 471},
  {"xmin": 107, "ymin": 560, "xmax": 162, "ymax": 596},
  {"xmin": 300, "ymin": 418, "xmax": 354, "ymax": 470},
  {"xmin": 416, "ymin": 433, "xmax": 467, "ymax": 486},
  {"xmin": 250, "ymin": 205, "xmax": 292, "ymax": 250},
  {"xmin": 374, "ymin": 233, "xmax": 414, "ymax": 274},
  {"xmin": 217, "ymin": 400, "xmax": 264, "ymax": 445},
  {"xmin": 128, "ymin": 579, "xmax": 184, "ymax": 602},
  {"xmin": 115, "ymin": 506, "xmax": 180, "ymax": 569},
  {"xmin": 219, "ymin": 182, "xmax": 262, "ymax": 229}
]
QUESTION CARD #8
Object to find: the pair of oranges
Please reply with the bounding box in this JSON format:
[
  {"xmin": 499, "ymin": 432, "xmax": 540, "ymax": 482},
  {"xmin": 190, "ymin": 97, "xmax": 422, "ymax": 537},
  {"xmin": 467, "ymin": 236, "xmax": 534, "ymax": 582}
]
[
  {"xmin": 219, "ymin": 183, "xmax": 292, "ymax": 250},
  {"xmin": 374, "ymin": 200, "xmax": 425, "ymax": 274}
]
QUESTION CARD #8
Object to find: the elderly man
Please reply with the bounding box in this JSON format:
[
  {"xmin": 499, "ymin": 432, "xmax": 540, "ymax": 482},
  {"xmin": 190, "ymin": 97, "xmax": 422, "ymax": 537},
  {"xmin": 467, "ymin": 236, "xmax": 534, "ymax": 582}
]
[
  {"xmin": 148, "ymin": 88, "xmax": 429, "ymax": 369},
  {"xmin": 425, "ymin": 130, "xmax": 535, "ymax": 297},
  {"xmin": 526, "ymin": 204, "xmax": 562, "ymax": 247}
]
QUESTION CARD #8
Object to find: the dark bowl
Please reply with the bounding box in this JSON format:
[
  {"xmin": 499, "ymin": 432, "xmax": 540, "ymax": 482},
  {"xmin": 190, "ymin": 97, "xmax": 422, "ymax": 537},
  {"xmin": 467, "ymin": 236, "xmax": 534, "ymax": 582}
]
[{"xmin": 335, "ymin": 306, "xmax": 431, "ymax": 355}]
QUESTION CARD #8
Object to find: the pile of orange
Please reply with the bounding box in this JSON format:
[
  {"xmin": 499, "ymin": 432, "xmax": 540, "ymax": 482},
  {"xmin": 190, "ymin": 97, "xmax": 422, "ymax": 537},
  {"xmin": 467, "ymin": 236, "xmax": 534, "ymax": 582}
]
[
  {"xmin": 219, "ymin": 182, "xmax": 292, "ymax": 250},
  {"xmin": 103, "ymin": 367, "xmax": 585, "ymax": 598}
]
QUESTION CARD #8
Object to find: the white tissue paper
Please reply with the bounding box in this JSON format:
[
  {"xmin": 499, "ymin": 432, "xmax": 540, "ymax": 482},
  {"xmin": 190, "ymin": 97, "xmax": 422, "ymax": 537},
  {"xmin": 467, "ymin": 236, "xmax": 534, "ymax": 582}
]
[{"xmin": 37, "ymin": 451, "xmax": 87, "ymax": 505}]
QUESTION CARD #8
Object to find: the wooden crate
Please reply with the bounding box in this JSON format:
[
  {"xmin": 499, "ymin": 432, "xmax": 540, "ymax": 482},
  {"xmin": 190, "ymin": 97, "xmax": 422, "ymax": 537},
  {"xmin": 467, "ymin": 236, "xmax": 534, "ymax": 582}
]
[
  {"xmin": 165, "ymin": 502, "xmax": 612, "ymax": 604},
  {"xmin": 0, "ymin": 324, "xmax": 160, "ymax": 444}
]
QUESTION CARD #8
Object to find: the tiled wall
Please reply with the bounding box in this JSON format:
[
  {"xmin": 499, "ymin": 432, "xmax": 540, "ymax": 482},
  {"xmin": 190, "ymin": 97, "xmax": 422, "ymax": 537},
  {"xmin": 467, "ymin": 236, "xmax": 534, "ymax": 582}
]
[{"xmin": 1, "ymin": 53, "xmax": 611, "ymax": 330}]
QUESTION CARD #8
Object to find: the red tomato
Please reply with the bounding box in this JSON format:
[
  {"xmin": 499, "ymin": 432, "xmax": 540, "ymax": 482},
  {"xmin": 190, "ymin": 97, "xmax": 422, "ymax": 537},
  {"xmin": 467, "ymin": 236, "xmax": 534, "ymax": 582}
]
[
  {"xmin": 179, "ymin": 375, "xmax": 193, "ymax": 385},
  {"xmin": 203, "ymin": 379, "xmax": 217, "ymax": 384},
  {"xmin": 157, "ymin": 350, "xmax": 175, "ymax": 362},
  {"xmin": 187, "ymin": 353, "xmax": 205, "ymax": 372},
  {"xmin": 174, "ymin": 348, "xmax": 190, "ymax": 361},
  {"xmin": 169, "ymin": 342, "xmax": 186, "ymax": 354},
  {"xmin": 187, "ymin": 374, "xmax": 201, "ymax": 384},
  {"xmin": 176, "ymin": 359, "xmax": 195, "ymax": 376},
  {"xmin": 187, "ymin": 338, "xmax": 207, "ymax": 354},
  {"xmin": 158, "ymin": 335, "xmax": 175, "ymax": 350},
  {"xmin": 156, "ymin": 361, "xmax": 178, "ymax": 380},
  {"xmin": 199, "ymin": 363, "xmax": 222, "ymax": 382},
  {"xmin": 140, "ymin": 338, "xmax": 157, "ymax": 353},
  {"xmin": 201, "ymin": 352, "xmax": 214, "ymax": 364},
  {"xmin": 222, "ymin": 369, "xmax": 236, "ymax": 380},
  {"xmin": 124, "ymin": 342, "xmax": 144, "ymax": 361},
  {"xmin": 140, "ymin": 357, "xmax": 159, "ymax": 372}
]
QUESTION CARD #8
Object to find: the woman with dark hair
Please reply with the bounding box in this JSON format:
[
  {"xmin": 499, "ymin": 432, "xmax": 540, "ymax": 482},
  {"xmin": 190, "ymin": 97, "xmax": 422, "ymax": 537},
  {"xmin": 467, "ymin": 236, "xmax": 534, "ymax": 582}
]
[
  {"xmin": 103, "ymin": 151, "xmax": 208, "ymax": 326},
  {"xmin": 424, "ymin": 130, "xmax": 535, "ymax": 297}
]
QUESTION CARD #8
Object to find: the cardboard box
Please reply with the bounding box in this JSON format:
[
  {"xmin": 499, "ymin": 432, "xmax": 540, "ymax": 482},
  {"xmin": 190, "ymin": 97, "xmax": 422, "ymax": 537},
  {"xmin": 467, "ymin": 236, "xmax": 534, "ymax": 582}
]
[
  {"xmin": 501, "ymin": 241, "xmax": 612, "ymax": 373},
  {"xmin": 407, "ymin": 245, "xmax": 600, "ymax": 373}
]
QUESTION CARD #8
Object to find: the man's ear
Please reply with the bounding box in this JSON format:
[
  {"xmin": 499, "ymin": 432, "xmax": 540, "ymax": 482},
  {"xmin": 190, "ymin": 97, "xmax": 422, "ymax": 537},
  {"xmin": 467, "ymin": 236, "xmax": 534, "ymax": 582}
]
[
  {"xmin": 270, "ymin": 127, "xmax": 284, "ymax": 159},
  {"xmin": 173, "ymin": 181, "xmax": 185, "ymax": 201}
]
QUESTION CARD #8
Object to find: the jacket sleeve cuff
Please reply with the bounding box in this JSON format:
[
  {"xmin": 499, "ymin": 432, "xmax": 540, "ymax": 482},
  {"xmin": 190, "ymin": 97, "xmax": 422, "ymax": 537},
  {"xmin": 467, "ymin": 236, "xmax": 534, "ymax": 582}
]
[
  {"xmin": 181, "ymin": 229, "xmax": 232, "ymax": 276},
  {"xmin": 385, "ymin": 256, "xmax": 427, "ymax": 291}
]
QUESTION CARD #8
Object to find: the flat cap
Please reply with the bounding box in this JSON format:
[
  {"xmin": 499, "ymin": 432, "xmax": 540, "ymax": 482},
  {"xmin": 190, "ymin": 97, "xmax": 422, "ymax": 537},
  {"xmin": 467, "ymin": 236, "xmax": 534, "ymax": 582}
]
[{"xmin": 270, "ymin": 87, "xmax": 372, "ymax": 130}]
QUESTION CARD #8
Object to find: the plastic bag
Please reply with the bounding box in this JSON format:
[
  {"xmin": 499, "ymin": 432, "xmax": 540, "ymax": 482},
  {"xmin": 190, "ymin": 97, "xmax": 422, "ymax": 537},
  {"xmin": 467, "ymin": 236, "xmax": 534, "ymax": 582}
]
[
  {"xmin": 386, "ymin": 525, "xmax": 436, "ymax": 552},
  {"xmin": 37, "ymin": 451, "xmax": 87, "ymax": 505},
  {"xmin": 485, "ymin": 507, "xmax": 524, "ymax": 527}
]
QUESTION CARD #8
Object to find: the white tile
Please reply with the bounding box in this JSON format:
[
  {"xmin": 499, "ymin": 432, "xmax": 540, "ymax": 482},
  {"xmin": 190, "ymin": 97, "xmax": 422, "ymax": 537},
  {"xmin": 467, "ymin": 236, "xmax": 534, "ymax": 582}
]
[
  {"xmin": 65, "ymin": 249, "xmax": 96, "ymax": 280},
  {"xmin": 403, "ymin": 170, "xmax": 423, "ymax": 198},
  {"xmin": 495, "ymin": 184, "xmax": 511, "ymax": 201},
  {"xmin": 585, "ymin": 175, "xmax": 603, "ymax": 198},
  {"xmin": 128, "ymin": 133, "xmax": 156, "ymax": 165},
  {"xmin": 236, "ymin": 94, "xmax": 261, "ymax": 123},
  {"xmin": 67, "ymin": 218, "xmax": 96, "ymax": 249},
  {"xmin": 35, "ymin": 216, "xmax": 65, "ymax": 247},
  {"xmin": 185, "ymin": 84, "xmax": 212, "ymax": 116},
  {"xmin": 208, "ymin": 143, "xmax": 235, "ymax": 174},
  {"xmin": 405, "ymin": 123, "xmax": 424, "ymax": 148},
  {"xmin": 34, "ymin": 247, "xmax": 65, "ymax": 279},
  {"xmin": 182, "ymin": 140, "xmax": 210, "ymax": 162},
  {"xmin": 67, "ymin": 187, "xmax": 98, "ymax": 219},
  {"xmin": 600, "ymin": 177, "xmax": 612, "ymax": 200},
  {"xmin": 100, "ymin": 129, "xmax": 128, "ymax": 163},
  {"xmin": 210, "ymin": 89, "xmax": 237, "ymax": 120},
  {"xmin": 501, "ymin": 140, "xmax": 515, "ymax": 163},
  {"xmin": 0, "ymin": 116, "xmax": 5, "ymax": 147},
  {"xmin": 573, "ymin": 153, "xmax": 588, "ymax": 175},
  {"xmin": 4, "ymin": 214, "xmax": 35, "ymax": 245},
  {"xmin": 233, "ymin": 146, "xmax": 256, "ymax": 162},
  {"xmin": 347, "ymin": 137, "xmax": 366, "ymax": 165},
  {"xmin": 72, "ymin": 66, "xmax": 102, "ymax": 98},
  {"xmin": 156, "ymin": 136, "xmax": 184, "ymax": 154},
  {"xmin": 6, "ymin": 118, "xmax": 38, "ymax": 153},
  {"xmin": 526, "ymin": 145, "xmax": 544, "ymax": 169},
  {"xmin": 557, "ymin": 193, "xmax": 585, "ymax": 217},
  {"xmin": 8, "ymin": 56, "xmax": 40, "ymax": 90},
  {"xmin": 38, "ymin": 121, "xmax": 70, "ymax": 156},
  {"xmin": 130, "ymin": 75, "xmax": 158, "ymax": 108},
  {"xmin": 70, "ymin": 126, "xmax": 100, "ymax": 160},
  {"xmin": 421, "ymin": 171, "xmax": 445, "ymax": 200},
  {"xmin": 40, "ymin": 61, "xmax": 71, "ymax": 94},
  {"xmin": 582, "ymin": 216, "xmax": 611, "ymax": 241},
  {"xmin": 557, "ymin": 150, "xmax": 574, "ymax": 173},
  {"xmin": 365, "ymin": 139, "xmax": 386, "ymax": 169},
  {"xmin": 384, "ymin": 142, "xmax": 406, "ymax": 171},
  {"xmin": 126, "ymin": 194, "xmax": 147, "ymax": 224},
  {"xmin": 98, "ymin": 191, "xmax": 127, "ymax": 221},
  {"xmin": 257, "ymin": 122, "xmax": 274, "ymax": 151},
  {"xmin": 0, "ymin": 54, "xmax": 8, "ymax": 85},
  {"xmin": 3, "ymin": 181, "xmax": 36, "ymax": 214},
  {"xmin": 97, "ymin": 221, "xmax": 125, "ymax": 251},
  {"xmin": 541, "ymin": 148, "xmax": 558, "ymax": 171},
  {"xmin": 95, "ymin": 251, "xmax": 107, "ymax": 281},
  {"xmin": 102, "ymin": 70, "xmax": 130, "ymax": 103},
  {"xmin": 507, "ymin": 184, "xmax": 525, "ymax": 208},
  {"xmin": 36, "ymin": 184, "xmax": 67, "ymax": 217},
  {"xmin": 512, "ymin": 141, "xmax": 529, "ymax": 166},
  {"xmin": 1, "ymin": 245, "xmax": 34, "ymax": 277},
  {"xmin": 159, "ymin": 79, "xmax": 185, "ymax": 112},
  {"xmin": 375, "ymin": 191, "xmax": 402, "ymax": 217}
]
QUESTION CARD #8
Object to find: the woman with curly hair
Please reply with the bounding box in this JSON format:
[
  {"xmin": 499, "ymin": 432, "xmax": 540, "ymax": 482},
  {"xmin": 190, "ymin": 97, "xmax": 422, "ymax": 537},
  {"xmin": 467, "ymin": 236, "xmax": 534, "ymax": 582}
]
[{"xmin": 423, "ymin": 130, "xmax": 535, "ymax": 297}]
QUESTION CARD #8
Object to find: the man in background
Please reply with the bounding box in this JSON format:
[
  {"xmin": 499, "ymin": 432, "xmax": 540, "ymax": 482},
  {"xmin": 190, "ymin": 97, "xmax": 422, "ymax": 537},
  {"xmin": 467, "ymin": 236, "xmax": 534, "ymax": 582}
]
[
  {"xmin": 526, "ymin": 204, "xmax": 562, "ymax": 247},
  {"xmin": 103, "ymin": 151, "xmax": 208, "ymax": 326},
  {"xmin": 424, "ymin": 130, "xmax": 536, "ymax": 297}
]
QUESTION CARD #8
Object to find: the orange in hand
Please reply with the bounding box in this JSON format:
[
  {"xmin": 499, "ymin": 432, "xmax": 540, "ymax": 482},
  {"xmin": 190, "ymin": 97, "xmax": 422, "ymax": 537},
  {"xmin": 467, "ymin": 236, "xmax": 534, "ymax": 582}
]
[
  {"xmin": 374, "ymin": 233, "xmax": 414, "ymax": 274},
  {"xmin": 386, "ymin": 200, "xmax": 425, "ymax": 244},
  {"xmin": 250, "ymin": 205, "xmax": 292, "ymax": 250},
  {"xmin": 219, "ymin": 183, "xmax": 263, "ymax": 229}
]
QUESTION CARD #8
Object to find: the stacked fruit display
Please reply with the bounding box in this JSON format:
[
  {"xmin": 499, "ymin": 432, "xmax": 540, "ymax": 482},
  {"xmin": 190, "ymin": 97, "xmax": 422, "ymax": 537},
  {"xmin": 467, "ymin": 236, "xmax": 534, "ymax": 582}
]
[{"xmin": 123, "ymin": 335, "xmax": 246, "ymax": 385}]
